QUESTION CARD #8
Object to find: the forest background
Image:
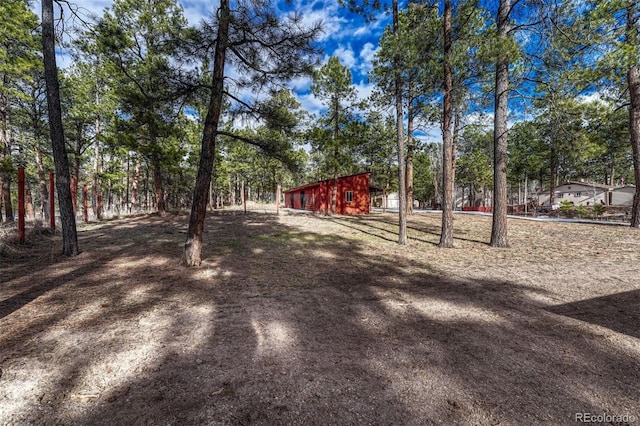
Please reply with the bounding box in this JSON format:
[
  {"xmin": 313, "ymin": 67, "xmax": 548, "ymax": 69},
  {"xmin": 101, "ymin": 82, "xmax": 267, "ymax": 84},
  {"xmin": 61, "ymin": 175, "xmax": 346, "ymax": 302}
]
[{"xmin": 2, "ymin": 0, "xmax": 640, "ymax": 259}]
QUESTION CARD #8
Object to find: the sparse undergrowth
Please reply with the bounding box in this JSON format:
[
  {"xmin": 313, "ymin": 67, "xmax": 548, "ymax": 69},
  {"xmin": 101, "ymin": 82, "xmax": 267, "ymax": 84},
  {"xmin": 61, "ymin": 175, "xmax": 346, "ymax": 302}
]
[{"xmin": 0, "ymin": 220, "xmax": 55, "ymax": 258}]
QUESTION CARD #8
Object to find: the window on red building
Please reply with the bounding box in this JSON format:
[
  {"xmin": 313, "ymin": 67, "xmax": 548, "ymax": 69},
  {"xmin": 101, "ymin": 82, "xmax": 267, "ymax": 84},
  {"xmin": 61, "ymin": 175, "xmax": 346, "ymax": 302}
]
[{"xmin": 345, "ymin": 191, "xmax": 353, "ymax": 203}]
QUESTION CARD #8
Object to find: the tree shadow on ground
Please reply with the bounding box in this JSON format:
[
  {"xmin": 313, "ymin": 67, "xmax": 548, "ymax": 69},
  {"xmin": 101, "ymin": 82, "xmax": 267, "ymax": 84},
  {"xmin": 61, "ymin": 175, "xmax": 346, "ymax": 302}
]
[
  {"xmin": 547, "ymin": 289, "xmax": 640, "ymax": 339},
  {"xmin": 0, "ymin": 212, "xmax": 638, "ymax": 425},
  {"xmin": 325, "ymin": 214, "xmax": 489, "ymax": 245},
  {"xmin": 0, "ymin": 219, "xmax": 155, "ymax": 321},
  {"xmin": 322, "ymin": 216, "xmax": 400, "ymax": 243}
]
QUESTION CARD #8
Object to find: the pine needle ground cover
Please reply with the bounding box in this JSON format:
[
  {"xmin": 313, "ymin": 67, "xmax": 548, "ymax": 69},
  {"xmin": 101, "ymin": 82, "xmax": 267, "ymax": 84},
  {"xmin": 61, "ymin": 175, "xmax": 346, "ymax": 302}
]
[{"xmin": 1, "ymin": 211, "xmax": 638, "ymax": 425}]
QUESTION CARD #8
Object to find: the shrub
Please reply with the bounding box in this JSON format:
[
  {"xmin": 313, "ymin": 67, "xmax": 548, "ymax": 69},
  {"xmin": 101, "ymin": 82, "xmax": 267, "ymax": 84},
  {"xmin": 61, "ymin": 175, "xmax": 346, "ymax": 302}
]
[
  {"xmin": 592, "ymin": 203, "xmax": 606, "ymax": 217},
  {"xmin": 559, "ymin": 200, "xmax": 575, "ymax": 216},
  {"xmin": 575, "ymin": 205, "xmax": 588, "ymax": 217}
]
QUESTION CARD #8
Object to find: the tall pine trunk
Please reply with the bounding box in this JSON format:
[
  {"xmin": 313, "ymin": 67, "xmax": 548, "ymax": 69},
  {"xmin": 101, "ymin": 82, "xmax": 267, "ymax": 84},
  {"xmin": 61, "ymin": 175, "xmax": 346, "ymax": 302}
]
[
  {"xmin": 439, "ymin": 0, "xmax": 454, "ymax": 248},
  {"xmin": 26, "ymin": 183, "xmax": 35, "ymax": 220},
  {"xmin": 150, "ymin": 137, "xmax": 166, "ymax": 216},
  {"xmin": 331, "ymin": 166, "xmax": 338, "ymax": 215},
  {"xmin": 331, "ymin": 106, "xmax": 338, "ymax": 215},
  {"xmin": 183, "ymin": 0, "xmax": 229, "ymax": 266},
  {"xmin": 42, "ymin": 0, "xmax": 78, "ymax": 256},
  {"xmin": 628, "ymin": 5, "xmax": 640, "ymax": 227},
  {"xmin": 406, "ymin": 83, "xmax": 414, "ymax": 216},
  {"xmin": 92, "ymin": 113, "xmax": 101, "ymax": 218},
  {"xmin": 549, "ymin": 139, "xmax": 558, "ymax": 207},
  {"xmin": 331, "ymin": 97, "xmax": 339, "ymax": 215},
  {"xmin": 629, "ymin": 65, "xmax": 640, "ymax": 227},
  {"xmin": 393, "ymin": 0, "xmax": 407, "ymax": 245},
  {"xmin": 2, "ymin": 178, "xmax": 11, "ymax": 222},
  {"xmin": 1, "ymin": 88, "xmax": 12, "ymax": 222},
  {"xmin": 34, "ymin": 145, "xmax": 49, "ymax": 220},
  {"xmin": 132, "ymin": 153, "xmax": 140, "ymax": 211},
  {"xmin": 490, "ymin": 0, "xmax": 510, "ymax": 248},
  {"xmin": 72, "ymin": 132, "xmax": 81, "ymax": 215}
]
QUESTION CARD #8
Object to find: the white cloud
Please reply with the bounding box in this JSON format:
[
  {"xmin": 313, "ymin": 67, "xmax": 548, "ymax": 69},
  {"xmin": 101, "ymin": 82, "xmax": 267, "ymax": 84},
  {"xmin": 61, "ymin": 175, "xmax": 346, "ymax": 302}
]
[
  {"xmin": 37, "ymin": 0, "xmax": 384, "ymax": 124},
  {"xmin": 292, "ymin": 76, "xmax": 375, "ymax": 120},
  {"xmin": 73, "ymin": 1, "xmax": 112, "ymax": 16},
  {"xmin": 353, "ymin": 26, "xmax": 371, "ymax": 37},
  {"xmin": 289, "ymin": 75, "xmax": 313, "ymax": 93},
  {"xmin": 359, "ymin": 42, "xmax": 377, "ymax": 72},
  {"xmin": 414, "ymin": 125, "xmax": 443, "ymax": 144},
  {"xmin": 290, "ymin": 1, "xmax": 346, "ymax": 42},
  {"xmin": 576, "ymin": 91, "xmax": 617, "ymax": 106},
  {"xmin": 296, "ymin": 92, "xmax": 326, "ymax": 117},
  {"xmin": 464, "ymin": 111, "xmax": 493, "ymax": 127},
  {"xmin": 332, "ymin": 45, "xmax": 357, "ymax": 69},
  {"xmin": 353, "ymin": 20, "xmax": 386, "ymax": 38},
  {"xmin": 181, "ymin": 0, "xmax": 217, "ymax": 25},
  {"xmin": 320, "ymin": 43, "xmax": 376, "ymax": 78},
  {"xmin": 354, "ymin": 79, "xmax": 375, "ymax": 103},
  {"xmin": 353, "ymin": 12, "xmax": 389, "ymax": 36}
]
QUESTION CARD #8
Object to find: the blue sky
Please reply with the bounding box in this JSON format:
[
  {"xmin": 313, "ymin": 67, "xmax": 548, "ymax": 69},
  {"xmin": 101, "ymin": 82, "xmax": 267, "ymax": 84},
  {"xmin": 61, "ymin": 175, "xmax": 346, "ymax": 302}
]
[
  {"xmin": 271, "ymin": 0, "xmax": 391, "ymax": 116},
  {"xmin": 38, "ymin": 0, "xmax": 392, "ymax": 122}
]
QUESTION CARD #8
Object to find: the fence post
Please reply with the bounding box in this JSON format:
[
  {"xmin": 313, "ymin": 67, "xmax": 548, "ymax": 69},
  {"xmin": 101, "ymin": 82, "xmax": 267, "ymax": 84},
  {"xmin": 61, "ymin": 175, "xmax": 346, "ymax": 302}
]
[
  {"xmin": 49, "ymin": 171, "xmax": 55, "ymax": 230},
  {"xmin": 18, "ymin": 167, "xmax": 25, "ymax": 243}
]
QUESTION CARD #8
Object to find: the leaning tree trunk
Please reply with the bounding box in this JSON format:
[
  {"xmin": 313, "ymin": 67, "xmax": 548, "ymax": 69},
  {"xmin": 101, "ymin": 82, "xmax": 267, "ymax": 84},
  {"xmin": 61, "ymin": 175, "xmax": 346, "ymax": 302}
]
[
  {"xmin": 42, "ymin": 0, "xmax": 78, "ymax": 256},
  {"xmin": 490, "ymin": 0, "xmax": 510, "ymax": 248},
  {"xmin": 439, "ymin": 0, "xmax": 454, "ymax": 248},
  {"xmin": 182, "ymin": 0, "xmax": 229, "ymax": 266}
]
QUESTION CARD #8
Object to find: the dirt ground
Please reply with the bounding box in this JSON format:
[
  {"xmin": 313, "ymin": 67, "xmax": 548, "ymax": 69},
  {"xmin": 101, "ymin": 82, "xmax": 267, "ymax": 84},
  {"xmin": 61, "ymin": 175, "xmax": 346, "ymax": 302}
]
[{"xmin": 1, "ymin": 209, "xmax": 639, "ymax": 425}]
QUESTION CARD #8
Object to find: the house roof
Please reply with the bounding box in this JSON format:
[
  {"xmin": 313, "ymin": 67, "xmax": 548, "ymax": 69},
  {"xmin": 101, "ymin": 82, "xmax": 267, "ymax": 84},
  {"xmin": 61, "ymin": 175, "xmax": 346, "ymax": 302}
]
[
  {"xmin": 561, "ymin": 181, "xmax": 614, "ymax": 190},
  {"xmin": 284, "ymin": 172, "xmax": 371, "ymax": 194},
  {"xmin": 538, "ymin": 181, "xmax": 616, "ymax": 193},
  {"xmin": 611, "ymin": 184, "xmax": 636, "ymax": 191}
]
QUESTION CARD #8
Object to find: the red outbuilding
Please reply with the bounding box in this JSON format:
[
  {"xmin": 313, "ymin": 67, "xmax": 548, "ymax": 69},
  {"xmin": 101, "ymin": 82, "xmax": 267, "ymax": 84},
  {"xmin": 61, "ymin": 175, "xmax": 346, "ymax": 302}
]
[{"xmin": 284, "ymin": 172, "xmax": 372, "ymax": 215}]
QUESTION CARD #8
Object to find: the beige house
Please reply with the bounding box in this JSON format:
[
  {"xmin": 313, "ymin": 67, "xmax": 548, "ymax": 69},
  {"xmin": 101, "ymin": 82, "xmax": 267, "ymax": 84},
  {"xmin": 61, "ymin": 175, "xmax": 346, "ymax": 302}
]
[
  {"xmin": 610, "ymin": 185, "xmax": 636, "ymax": 206},
  {"xmin": 375, "ymin": 192, "xmax": 420, "ymax": 210},
  {"xmin": 537, "ymin": 181, "xmax": 614, "ymax": 206}
]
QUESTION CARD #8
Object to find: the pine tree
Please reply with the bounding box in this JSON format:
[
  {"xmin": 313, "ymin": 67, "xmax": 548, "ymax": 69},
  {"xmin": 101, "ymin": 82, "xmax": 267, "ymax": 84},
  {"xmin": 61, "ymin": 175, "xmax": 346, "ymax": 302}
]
[
  {"xmin": 182, "ymin": 0, "xmax": 321, "ymax": 266},
  {"xmin": 490, "ymin": 0, "xmax": 512, "ymax": 248},
  {"xmin": 0, "ymin": 0, "xmax": 39, "ymax": 222},
  {"xmin": 95, "ymin": 0, "xmax": 192, "ymax": 216},
  {"xmin": 310, "ymin": 56, "xmax": 357, "ymax": 215},
  {"xmin": 553, "ymin": 0, "xmax": 640, "ymax": 225},
  {"xmin": 42, "ymin": 0, "xmax": 78, "ymax": 256}
]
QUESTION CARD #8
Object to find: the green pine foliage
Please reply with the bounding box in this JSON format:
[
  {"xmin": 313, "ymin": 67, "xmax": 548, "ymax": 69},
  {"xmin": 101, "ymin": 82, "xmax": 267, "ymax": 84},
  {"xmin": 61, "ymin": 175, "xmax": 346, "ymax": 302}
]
[{"xmin": 3, "ymin": 0, "xmax": 639, "ymax": 234}]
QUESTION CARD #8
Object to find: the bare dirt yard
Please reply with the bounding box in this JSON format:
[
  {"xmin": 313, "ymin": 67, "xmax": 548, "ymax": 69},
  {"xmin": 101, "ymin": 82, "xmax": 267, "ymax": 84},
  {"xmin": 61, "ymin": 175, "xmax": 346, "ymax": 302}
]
[{"xmin": 1, "ymin": 209, "xmax": 639, "ymax": 425}]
